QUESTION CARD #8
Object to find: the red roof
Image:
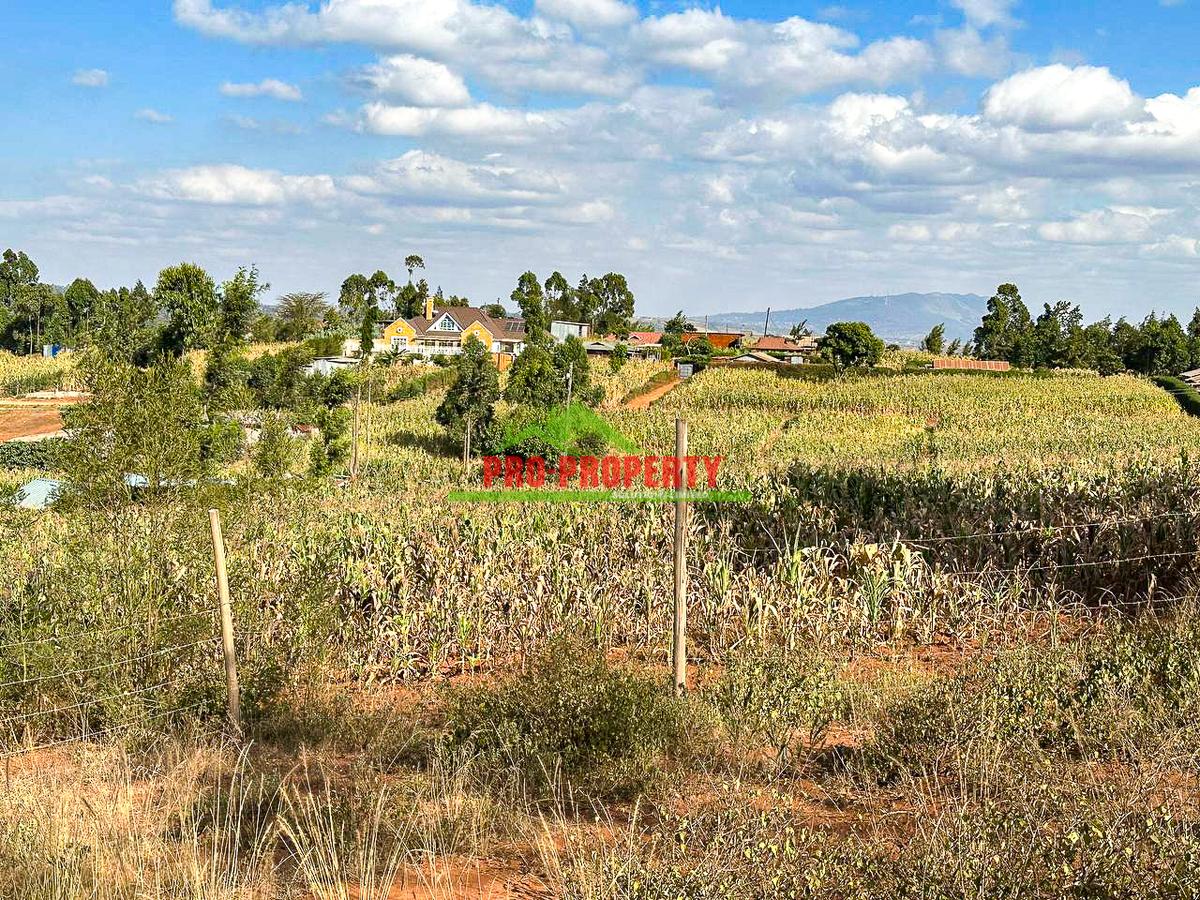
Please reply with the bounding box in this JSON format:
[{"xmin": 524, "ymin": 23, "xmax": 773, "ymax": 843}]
[
  {"xmin": 752, "ymin": 335, "xmax": 815, "ymax": 352},
  {"xmin": 681, "ymin": 331, "xmax": 744, "ymax": 350},
  {"xmin": 627, "ymin": 331, "xmax": 663, "ymax": 346}
]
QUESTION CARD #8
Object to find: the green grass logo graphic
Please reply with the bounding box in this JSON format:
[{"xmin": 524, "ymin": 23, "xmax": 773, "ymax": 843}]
[{"xmin": 499, "ymin": 402, "xmax": 641, "ymax": 455}]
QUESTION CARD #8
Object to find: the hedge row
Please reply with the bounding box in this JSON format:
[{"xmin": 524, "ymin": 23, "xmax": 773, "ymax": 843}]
[
  {"xmin": 0, "ymin": 438, "xmax": 65, "ymax": 471},
  {"xmin": 1153, "ymin": 375, "xmax": 1200, "ymax": 417}
]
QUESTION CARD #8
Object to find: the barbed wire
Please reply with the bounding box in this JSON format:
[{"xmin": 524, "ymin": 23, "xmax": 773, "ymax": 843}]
[
  {"xmin": 0, "ymin": 607, "xmax": 219, "ymax": 654},
  {"xmin": 0, "ymin": 680, "xmax": 173, "ymax": 727},
  {"xmin": 0, "ymin": 700, "xmax": 209, "ymax": 760},
  {"xmin": 0, "ymin": 636, "xmax": 218, "ymax": 692}
]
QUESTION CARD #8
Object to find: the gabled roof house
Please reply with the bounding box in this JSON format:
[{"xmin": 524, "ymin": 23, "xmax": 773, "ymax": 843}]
[{"xmin": 382, "ymin": 296, "xmax": 528, "ymax": 357}]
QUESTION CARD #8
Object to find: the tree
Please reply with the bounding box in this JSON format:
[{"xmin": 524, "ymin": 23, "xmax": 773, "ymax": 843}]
[
  {"xmin": 588, "ymin": 273, "xmax": 635, "ymax": 338},
  {"xmin": 1029, "ymin": 301, "xmax": 1084, "ymax": 369},
  {"xmin": 276, "ymin": 292, "xmax": 329, "ymax": 342},
  {"xmin": 254, "ymin": 412, "xmax": 301, "ymax": 478},
  {"xmin": 0, "ymin": 249, "xmax": 38, "ymax": 309},
  {"xmin": 92, "ymin": 281, "xmax": 158, "ymax": 363},
  {"xmin": 59, "ymin": 355, "xmax": 206, "ymax": 507},
  {"xmin": 609, "ymin": 342, "xmax": 629, "ymax": 372},
  {"xmin": 1078, "ymin": 319, "xmax": 1122, "ymax": 375},
  {"xmin": 217, "ymin": 266, "xmax": 268, "ymax": 346},
  {"xmin": 505, "ymin": 344, "xmax": 561, "ymax": 408},
  {"xmin": 339, "ymin": 271, "xmax": 392, "ymax": 327},
  {"xmin": 63, "ymin": 278, "xmax": 101, "ymax": 343},
  {"xmin": 436, "ymin": 335, "xmax": 499, "ymax": 463},
  {"xmin": 482, "ymin": 302, "xmax": 507, "ymax": 319},
  {"xmin": 920, "ymin": 323, "xmax": 946, "ymax": 355},
  {"xmin": 544, "ymin": 272, "xmax": 576, "ymax": 321},
  {"xmin": 946, "ymin": 338, "xmax": 962, "ymax": 356},
  {"xmin": 822, "ymin": 322, "xmax": 884, "ymax": 371},
  {"xmin": 788, "ymin": 320, "xmax": 812, "ymax": 339},
  {"xmin": 552, "ymin": 335, "xmax": 601, "ymax": 406},
  {"xmin": 404, "ymin": 254, "xmax": 425, "ymax": 282},
  {"xmin": 685, "ymin": 335, "xmax": 714, "ymax": 364},
  {"xmin": 973, "ymin": 283, "xmax": 1032, "ymax": 364},
  {"xmin": 512, "ymin": 272, "xmax": 549, "ymax": 343},
  {"xmin": 155, "ymin": 262, "xmax": 218, "ymax": 354},
  {"xmin": 664, "ymin": 310, "xmax": 693, "ymax": 336}
]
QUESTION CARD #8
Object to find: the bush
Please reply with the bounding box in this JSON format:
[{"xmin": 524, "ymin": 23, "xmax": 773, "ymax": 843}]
[
  {"xmin": 254, "ymin": 412, "xmax": 301, "ymax": 478},
  {"xmin": 199, "ymin": 421, "xmax": 246, "ymax": 470},
  {"xmin": 446, "ymin": 640, "xmax": 690, "ymax": 799},
  {"xmin": 0, "ymin": 438, "xmax": 64, "ymax": 471},
  {"xmin": 706, "ymin": 644, "xmax": 845, "ymax": 767}
]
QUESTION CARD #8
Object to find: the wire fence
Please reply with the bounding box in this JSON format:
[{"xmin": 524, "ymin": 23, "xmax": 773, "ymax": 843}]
[
  {"xmin": 0, "ymin": 620, "xmax": 223, "ymax": 760},
  {"xmin": 2, "ymin": 506, "xmax": 1198, "ymax": 760}
]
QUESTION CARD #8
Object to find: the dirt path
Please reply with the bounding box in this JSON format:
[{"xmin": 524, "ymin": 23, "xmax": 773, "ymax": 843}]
[
  {"xmin": 0, "ymin": 407, "xmax": 64, "ymax": 441},
  {"xmin": 623, "ymin": 376, "xmax": 681, "ymax": 410}
]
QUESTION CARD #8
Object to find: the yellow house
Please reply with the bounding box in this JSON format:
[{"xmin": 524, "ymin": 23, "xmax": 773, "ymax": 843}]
[{"xmin": 380, "ymin": 296, "xmax": 526, "ymax": 358}]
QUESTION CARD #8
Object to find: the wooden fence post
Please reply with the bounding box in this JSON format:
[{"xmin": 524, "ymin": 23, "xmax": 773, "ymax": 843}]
[
  {"xmin": 208, "ymin": 509, "xmax": 241, "ymax": 734},
  {"xmin": 673, "ymin": 418, "xmax": 689, "ymax": 695}
]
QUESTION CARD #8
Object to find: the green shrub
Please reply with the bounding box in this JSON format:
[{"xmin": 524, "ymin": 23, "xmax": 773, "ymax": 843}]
[
  {"xmin": 706, "ymin": 644, "xmax": 845, "ymax": 767},
  {"xmin": 254, "ymin": 412, "xmax": 301, "ymax": 478},
  {"xmin": 0, "ymin": 438, "xmax": 64, "ymax": 471},
  {"xmin": 446, "ymin": 640, "xmax": 689, "ymax": 799}
]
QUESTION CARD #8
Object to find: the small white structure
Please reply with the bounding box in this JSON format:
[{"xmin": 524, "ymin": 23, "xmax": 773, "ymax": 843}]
[
  {"xmin": 551, "ymin": 321, "xmax": 591, "ymax": 343},
  {"xmin": 15, "ymin": 478, "xmax": 64, "ymax": 510},
  {"xmin": 302, "ymin": 356, "xmax": 359, "ymax": 377}
]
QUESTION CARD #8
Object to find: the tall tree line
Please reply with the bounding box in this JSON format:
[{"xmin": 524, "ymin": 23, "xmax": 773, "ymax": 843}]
[{"xmin": 972, "ymin": 283, "xmax": 1200, "ymax": 376}]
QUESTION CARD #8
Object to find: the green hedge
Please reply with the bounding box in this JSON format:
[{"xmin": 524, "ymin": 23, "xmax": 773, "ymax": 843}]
[
  {"xmin": 1153, "ymin": 375, "xmax": 1200, "ymax": 416},
  {"xmin": 0, "ymin": 438, "xmax": 65, "ymax": 471}
]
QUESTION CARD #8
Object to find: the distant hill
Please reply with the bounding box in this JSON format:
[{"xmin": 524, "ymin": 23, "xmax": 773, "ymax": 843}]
[{"xmin": 702, "ymin": 292, "xmax": 988, "ymax": 344}]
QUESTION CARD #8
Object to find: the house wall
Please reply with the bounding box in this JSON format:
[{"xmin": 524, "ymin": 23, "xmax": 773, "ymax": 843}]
[
  {"xmin": 383, "ymin": 319, "xmax": 417, "ymax": 347},
  {"xmin": 462, "ymin": 321, "xmax": 495, "ymax": 349}
]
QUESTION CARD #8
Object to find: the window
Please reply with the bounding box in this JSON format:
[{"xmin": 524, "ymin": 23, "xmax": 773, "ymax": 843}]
[
  {"xmin": 391, "ymin": 336, "xmax": 408, "ymax": 350},
  {"xmin": 432, "ymin": 315, "xmax": 459, "ymax": 332}
]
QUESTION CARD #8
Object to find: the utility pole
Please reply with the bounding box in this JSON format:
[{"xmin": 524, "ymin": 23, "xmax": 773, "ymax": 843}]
[
  {"xmin": 763, "ymin": 307, "xmax": 771, "ymax": 337},
  {"xmin": 565, "ymin": 362, "xmax": 574, "ymax": 406}
]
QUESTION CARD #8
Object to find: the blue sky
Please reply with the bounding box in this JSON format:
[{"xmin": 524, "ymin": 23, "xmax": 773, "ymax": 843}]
[{"xmin": 4, "ymin": 0, "xmax": 1200, "ymax": 319}]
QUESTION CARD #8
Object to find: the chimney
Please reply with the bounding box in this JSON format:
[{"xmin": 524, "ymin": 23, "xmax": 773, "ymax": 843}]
[{"xmin": 424, "ymin": 294, "xmax": 435, "ymax": 320}]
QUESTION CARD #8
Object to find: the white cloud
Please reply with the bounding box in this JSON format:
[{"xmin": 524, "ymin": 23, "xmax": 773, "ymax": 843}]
[
  {"xmin": 350, "ymin": 55, "xmax": 470, "ymax": 106},
  {"xmin": 72, "ymin": 68, "xmax": 109, "ymax": 88},
  {"xmin": 1038, "ymin": 208, "xmax": 1155, "ymax": 244},
  {"xmin": 226, "ymin": 115, "xmax": 304, "ymax": 134},
  {"xmin": 937, "ymin": 26, "xmax": 1012, "ymax": 77},
  {"xmin": 340, "ymin": 149, "xmax": 565, "ymax": 206},
  {"xmin": 983, "ymin": 64, "xmax": 1140, "ymax": 131},
  {"xmin": 140, "ymin": 165, "xmax": 336, "ymax": 205},
  {"xmin": 535, "ymin": 0, "xmax": 637, "ymax": 29},
  {"xmin": 636, "ymin": 10, "xmax": 931, "ymax": 93},
  {"xmin": 135, "ymin": 108, "xmax": 174, "ymax": 124},
  {"xmin": 950, "ymin": 0, "xmax": 1019, "ymax": 28},
  {"xmin": 219, "ymin": 78, "xmax": 303, "ymax": 101},
  {"xmin": 888, "ymin": 222, "xmax": 932, "ymax": 241},
  {"xmin": 355, "ymin": 101, "xmax": 560, "ymax": 141}
]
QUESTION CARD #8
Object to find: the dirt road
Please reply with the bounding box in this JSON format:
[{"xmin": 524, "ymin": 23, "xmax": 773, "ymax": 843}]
[{"xmin": 623, "ymin": 376, "xmax": 680, "ymax": 409}]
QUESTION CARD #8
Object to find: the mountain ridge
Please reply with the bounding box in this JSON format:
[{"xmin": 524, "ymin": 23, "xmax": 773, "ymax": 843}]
[{"xmin": 696, "ymin": 292, "xmax": 988, "ymax": 344}]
